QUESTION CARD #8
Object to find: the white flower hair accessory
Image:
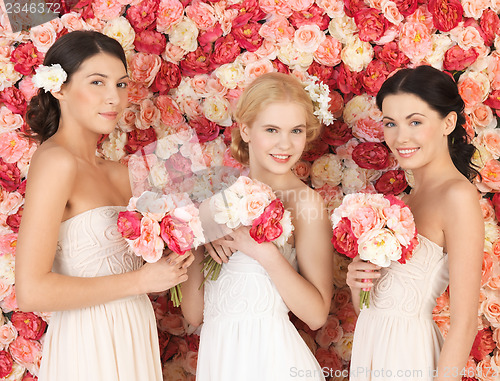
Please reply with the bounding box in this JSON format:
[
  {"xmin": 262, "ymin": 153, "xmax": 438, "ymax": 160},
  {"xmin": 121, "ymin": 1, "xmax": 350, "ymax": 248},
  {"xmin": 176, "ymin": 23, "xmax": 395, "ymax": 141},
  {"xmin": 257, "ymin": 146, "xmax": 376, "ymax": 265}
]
[
  {"xmin": 33, "ymin": 64, "xmax": 68, "ymax": 93},
  {"xmin": 303, "ymin": 74, "xmax": 335, "ymax": 126}
]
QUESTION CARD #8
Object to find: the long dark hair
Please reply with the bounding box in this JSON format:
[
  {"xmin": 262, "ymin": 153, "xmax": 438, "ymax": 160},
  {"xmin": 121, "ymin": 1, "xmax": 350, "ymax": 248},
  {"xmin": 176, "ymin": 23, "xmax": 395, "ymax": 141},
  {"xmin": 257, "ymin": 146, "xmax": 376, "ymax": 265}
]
[
  {"xmin": 26, "ymin": 31, "xmax": 127, "ymax": 143},
  {"xmin": 376, "ymin": 65, "xmax": 479, "ymax": 182}
]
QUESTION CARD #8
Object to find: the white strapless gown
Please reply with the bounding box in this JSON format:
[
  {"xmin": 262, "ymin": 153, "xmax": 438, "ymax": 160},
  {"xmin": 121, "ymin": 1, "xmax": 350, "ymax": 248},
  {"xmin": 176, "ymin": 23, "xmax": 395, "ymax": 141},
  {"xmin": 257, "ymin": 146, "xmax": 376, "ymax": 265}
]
[
  {"xmin": 196, "ymin": 244, "xmax": 325, "ymax": 381},
  {"xmin": 38, "ymin": 206, "xmax": 162, "ymax": 381}
]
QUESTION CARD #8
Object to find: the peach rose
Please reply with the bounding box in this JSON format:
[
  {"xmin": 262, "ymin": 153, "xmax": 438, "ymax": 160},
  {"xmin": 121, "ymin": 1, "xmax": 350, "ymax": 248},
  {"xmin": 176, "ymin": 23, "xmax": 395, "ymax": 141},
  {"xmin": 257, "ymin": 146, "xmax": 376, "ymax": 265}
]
[
  {"xmin": 0, "ymin": 321, "xmax": 16, "ymax": 350},
  {"xmin": 254, "ymin": 39, "xmax": 278, "ymax": 61},
  {"xmin": 259, "ymin": 16, "xmax": 295, "ymax": 46},
  {"xmin": 0, "ymin": 190, "xmax": 23, "ymax": 215},
  {"xmin": 316, "ymin": 0, "xmax": 345, "ymax": 18},
  {"xmin": 163, "ymin": 42, "xmax": 187, "ymax": 64},
  {"xmin": 481, "ymin": 294, "xmax": 500, "ymax": 328},
  {"xmin": 480, "ymin": 199, "xmax": 496, "ymax": 221},
  {"xmin": 292, "ymin": 160, "xmax": 311, "ymax": 180},
  {"xmin": 398, "ymin": 21, "xmax": 432, "ymax": 63},
  {"xmin": 206, "ymin": 77, "xmax": 227, "ymax": 98},
  {"xmin": 315, "ymin": 347, "xmax": 343, "ymax": 372},
  {"xmin": 0, "ymin": 279, "xmax": 12, "ymax": 299},
  {"xmin": 433, "ymin": 312, "xmax": 450, "ymax": 337},
  {"xmin": 0, "ymin": 132, "xmax": 28, "ymax": 163},
  {"xmin": 313, "ymin": 36, "xmax": 342, "ymax": 67},
  {"xmin": 482, "ymin": 250, "xmax": 494, "ymax": 286},
  {"xmin": 480, "ymin": 159, "xmax": 500, "ymax": 192},
  {"xmin": 155, "ymin": 95, "xmax": 185, "ymax": 128},
  {"xmin": 185, "ymin": 1, "xmax": 216, "ymax": 30},
  {"xmin": 129, "ymin": 52, "xmax": 162, "ymax": 87},
  {"xmin": 136, "ymin": 99, "xmax": 160, "ymax": 130},
  {"xmin": 61, "ymin": 12, "xmax": 90, "ymax": 31},
  {"xmin": 29, "ymin": 23, "xmax": 57, "ymax": 53},
  {"xmin": 289, "ymin": 0, "xmax": 315, "ymax": 11},
  {"xmin": 117, "ymin": 106, "xmax": 138, "ymax": 133},
  {"xmin": 17, "ymin": 76, "xmax": 38, "ymax": 102},
  {"xmin": 9, "ymin": 336, "xmax": 42, "ymax": 369},
  {"xmin": 315, "ymin": 315, "xmax": 343, "ymax": 348},
  {"xmin": 478, "ymin": 129, "xmax": 500, "ymax": 160},
  {"xmin": 92, "ymin": 0, "xmax": 124, "ymax": 21},
  {"xmin": 493, "ymin": 328, "xmax": 500, "ymax": 348},
  {"xmin": 259, "ymin": 0, "xmax": 293, "ymax": 17},
  {"xmin": 476, "ymin": 356, "xmax": 498, "ymax": 381},
  {"xmin": 240, "ymin": 193, "xmax": 269, "ymax": 225},
  {"xmin": 455, "ymin": 26, "xmax": 485, "ymax": 51},
  {"xmin": 382, "ymin": 0, "xmax": 404, "ymax": 25},
  {"xmin": 487, "ymin": 276, "xmax": 500, "ymax": 291},
  {"xmin": 0, "ymin": 107, "xmax": 22, "ymax": 133},
  {"xmin": 243, "ymin": 58, "xmax": 275, "ymax": 84},
  {"xmin": 158, "ymin": 314, "xmax": 188, "ymax": 336},
  {"xmin": 127, "ymin": 81, "xmax": 152, "ymax": 105},
  {"xmin": 130, "ymin": 217, "xmax": 164, "ymax": 263},
  {"xmin": 487, "ymin": 55, "xmax": 500, "ymax": 91},
  {"xmin": 462, "ymin": 0, "xmax": 489, "ymax": 19},
  {"xmin": 470, "ymin": 104, "xmax": 495, "ymax": 129},
  {"xmin": 293, "ymin": 24, "xmax": 326, "ymax": 53}
]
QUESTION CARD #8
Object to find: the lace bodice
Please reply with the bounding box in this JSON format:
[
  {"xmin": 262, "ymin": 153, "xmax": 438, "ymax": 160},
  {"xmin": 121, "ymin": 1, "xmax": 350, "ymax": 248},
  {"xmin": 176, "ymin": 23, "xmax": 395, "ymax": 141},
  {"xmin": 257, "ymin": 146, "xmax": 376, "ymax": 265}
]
[
  {"xmin": 53, "ymin": 206, "xmax": 143, "ymax": 278},
  {"xmin": 203, "ymin": 243, "xmax": 297, "ymax": 323},
  {"xmin": 370, "ymin": 234, "xmax": 449, "ymax": 318}
]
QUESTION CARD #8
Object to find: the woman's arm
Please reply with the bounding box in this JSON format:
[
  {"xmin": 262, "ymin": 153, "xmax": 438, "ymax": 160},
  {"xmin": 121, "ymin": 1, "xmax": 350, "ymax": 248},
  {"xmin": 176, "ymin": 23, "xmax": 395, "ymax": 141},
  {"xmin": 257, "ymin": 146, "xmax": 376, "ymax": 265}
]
[
  {"xmin": 219, "ymin": 191, "xmax": 334, "ymax": 330},
  {"xmin": 180, "ymin": 246, "xmax": 205, "ymax": 327},
  {"xmin": 435, "ymin": 183, "xmax": 484, "ymax": 381},
  {"xmin": 15, "ymin": 147, "xmax": 191, "ymax": 312}
]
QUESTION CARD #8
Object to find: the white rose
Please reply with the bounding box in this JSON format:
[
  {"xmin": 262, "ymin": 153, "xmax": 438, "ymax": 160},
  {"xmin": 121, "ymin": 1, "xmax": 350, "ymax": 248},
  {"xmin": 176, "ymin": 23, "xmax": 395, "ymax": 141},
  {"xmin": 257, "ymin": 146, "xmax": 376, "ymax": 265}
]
[
  {"xmin": 343, "ymin": 94, "xmax": 373, "ymax": 126},
  {"xmin": 102, "ymin": 16, "xmax": 136, "ymax": 53},
  {"xmin": 310, "ymin": 154, "xmax": 343, "ymax": 188},
  {"xmin": 214, "ymin": 62, "xmax": 245, "ymax": 89},
  {"xmin": 277, "ymin": 43, "xmax": 314, "ymax": 69},
  {"xmin": 135, "ymin": 191, "xmax": 170, "ymax": 220},
  {"xmin": 32, "ymin": 63, "xmax": 67, "ymax": 93},
  {"xmin": 202, "ymin": 95, "xmax": 232, "ymax": 126},
  {"xmin": 156, "ymin": 135, "xmax": 180, "ymax": 160},
  {"xmin": 328, "ymin": 15, "xmax": 358, "ymax": 45},
  {"xmin": 101, "ymin": 130, "xmax": 126, "ymax": 161},
  {"xmin": 210, "ymin": 190, "xmax": 242, "ymax": 228},
  {"xmin": 425, "ymin": 34, "xmax": 454, "ymax": 71},
  {"xmin": 168, "ymin": 17, "xmax": 199, "ymax": 53},
  {"xmin": 0, "ymin": 253, "xmax": 14, "ymax": 285},
  {"xmin": 273, "ymin": 210, "xmax": 294, "ymax": 248},
  {"xmin": 358, "ymin": 228, "xmax": 402, "ymax": 267},
  {"xmin": 341, "ymin": 166, "xmax": 369, "ymax": 194},
  {"xmin": 341, "ymin": 36, "xmax": 374, "ymax": 72}
]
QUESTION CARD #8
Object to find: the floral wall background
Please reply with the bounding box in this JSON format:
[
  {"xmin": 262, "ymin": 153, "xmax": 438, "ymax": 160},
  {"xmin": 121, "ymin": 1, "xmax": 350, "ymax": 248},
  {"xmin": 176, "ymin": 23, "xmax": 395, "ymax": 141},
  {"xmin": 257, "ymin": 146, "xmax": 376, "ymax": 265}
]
[{"xmin": 0, "ymin": 0, "xmax": 499, "ymax": 379}]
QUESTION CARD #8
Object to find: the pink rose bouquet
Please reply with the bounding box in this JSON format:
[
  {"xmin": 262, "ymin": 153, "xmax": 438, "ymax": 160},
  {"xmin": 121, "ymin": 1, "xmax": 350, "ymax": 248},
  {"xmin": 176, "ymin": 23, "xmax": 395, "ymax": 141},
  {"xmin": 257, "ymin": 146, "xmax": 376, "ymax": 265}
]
[
  {"xmin": 117, "ymin": 191, "xmax": 204, "ymax": 307},
  {"xmin": 330, "ymin": 193, "xmax": 418, "ymax": 309},
  {"xmin": 201, "ymin": 176, "xmax": 294, "ymax": 284}
]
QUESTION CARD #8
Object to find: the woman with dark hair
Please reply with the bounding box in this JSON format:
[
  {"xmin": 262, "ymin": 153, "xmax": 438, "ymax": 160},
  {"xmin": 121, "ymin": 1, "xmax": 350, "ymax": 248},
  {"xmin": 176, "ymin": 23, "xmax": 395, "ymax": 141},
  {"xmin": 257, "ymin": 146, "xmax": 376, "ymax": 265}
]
[
  {"xmin": 15, "ymin": 30, "xmax": 193, "ymax": 380},
  {"xmin": 346, "ymin": 66, "xmax": 483, "ymax": 381}
]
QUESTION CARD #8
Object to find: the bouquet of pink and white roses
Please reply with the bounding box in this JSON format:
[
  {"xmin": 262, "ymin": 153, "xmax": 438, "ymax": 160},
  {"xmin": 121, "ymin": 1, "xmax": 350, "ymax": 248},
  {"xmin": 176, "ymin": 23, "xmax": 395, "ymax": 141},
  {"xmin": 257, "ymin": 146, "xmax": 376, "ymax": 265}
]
[
  {"xmin": 201, "ymin": 176, "xmax": 294, "ymax": 284},
  {"xmin": 117, "ymin": 191, "xmax": 204, "ymax": 307},
  {"xmin": 330, "ymin": 193, "xmax": 419, "ymax": 309}
]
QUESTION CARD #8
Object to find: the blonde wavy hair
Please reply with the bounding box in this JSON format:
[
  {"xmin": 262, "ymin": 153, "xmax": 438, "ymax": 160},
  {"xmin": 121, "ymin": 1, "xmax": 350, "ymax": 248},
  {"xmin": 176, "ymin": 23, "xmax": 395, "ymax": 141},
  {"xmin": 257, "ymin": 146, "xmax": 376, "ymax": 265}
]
[{"xmin": 231, "ymin": 72, "xmax": 322, "ymax": 165}]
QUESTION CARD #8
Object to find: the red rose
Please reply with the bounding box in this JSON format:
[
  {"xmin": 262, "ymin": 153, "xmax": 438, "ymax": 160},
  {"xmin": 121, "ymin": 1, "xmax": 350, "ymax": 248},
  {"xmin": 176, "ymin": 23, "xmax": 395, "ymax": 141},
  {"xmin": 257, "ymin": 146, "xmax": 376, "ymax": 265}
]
[
  {"xmin": 188, "ymin": 116, "xmax": 220, "ymax": 143},
  {"xmin": 322, "ymin": 120, "xmax": 353, "ymax": 147},
  {"xmin": 332, "ymin": 217, "xmax": 358, "ymax": 258},
  {"xmin": 479, "ymin": 9, "xmax": 500, "ymax": 46},
  {"xmin": 491, "ymin": 193, "xmax": 500, "ymax": 222},
  {"xmin": 0, "ymin": 157, "xmax": 21, "ymax": 192},
  {"xmin": 229, "ymin": 0, "xmax": 266, "ymax": 27},
  {"xmin": 126, "ymin": 0, "xmax": 158, "ymax": 31},
  {"xmin": 394, "ymin": 0, "xmax": 418, "ymax": 16},
  {"xmin": 231, "ymin": 21, "xmax": 263, "ymax": 52},
  {"xmin": 0, "ymin": 86, "xmax": 27, "ymax": 115},
  {"xmin": 72, "ymin": 0, "xmax": 95, "ymax": 19},
  {"xmin": 289, "ymin": 4, "xmax": 330, "ymax": 30},
  {"xmin": 21, "ymin": 372, "xmax": 37, "ymax": 381},
  {"xmin": 134, "ymin": 30, "xmax": 166, "ymax": 55},
  {"xmin": 470, "ymin": 328, "xmax": 496, "ymax": 361},
  {"xmin": 185, "ymin": 333, "xmax": 200, "ymax": 352},
  {"xmin": 151, "ymin": 61, "xmax": 181, "ymax": 94},
  {"xmin": 11, "ymin": 311, "xmax": 47, "ymax": 340},
  {"xmin": 180, "ymin": 47, "xmax": 213, "ymax": 77},
  {"xmin": 352, "ymin": 142, "xmax": 390, "ymax": 170},
  {"xmin": 337, "ymin": 63, "xmax": 363, "ymax": 95},
  {"xmin": 0, "ymin": 350, "xmax": 13, "ymax": 378},
  {"xmin": 125, "ymin": 127, "xmax": 157, "ymax": 154},
  {"xmin": 250, "ymin": 199, "xmax": 284, "ymax": 243},
  {"xmin": 212, "ymin": 34, "xmax": 241, "ymax": 65},
  {"xmin": 428, "ymin": 0, "xmax": 463, "ymax": 32},
  {"xmin": 160, "ymin": 214, "xmax": 194, "ymax": 255},
  {"xmin": 443, "ymin": 45, "xmax": 478, "ymax": 71},
  {"xmin": 484, "ymin": 90, "xmax": 500, "ymax": 111},
  {"xmin": 374, "ymin": 169, "xmax": 408, "ymax": 195},
  {"xmin": 117, "ymin": 211, "xmax": 142, "ymax": 240},
  {"xmin": 301, "ymin": 140, "xmax": 330, "ymax": 161},
  {"xmin": 374, "ymin": 42, "xmax": 409, "ymax": 71},
  {"xmin": 198, "ymin": 23, "xmax": 223, "ymax": 46},
  {"xmin": 344, "ymin": 0, "xmax": 368, "ymax": 17},
  {"xmin": 354, "ymin": 8, "xmax": 388, "ymax": 42},
  {"xmin": 6, "ymin": 206, "xmax": 22, "ymax": 233},
  {"xmin": 400, "ymin": 235, "xmax": 418, "ymax": 263},
  {"xmin": 362, "ymin": 59, "xmax": 389, "ymax": 96},
  {"xmin": 18, "ymin": 179, "xmax": 26, "ymax": 195},
  {"xmin": 272, "ymin": 59, "xmax": 290, "ymax": 74},
  {"xmin": 10, "ymin": 42, "xmax": 43, "ymax": 76},
  {"xmin": 307, "ymin": 61, "xmax": 338, "ymax": 88}
]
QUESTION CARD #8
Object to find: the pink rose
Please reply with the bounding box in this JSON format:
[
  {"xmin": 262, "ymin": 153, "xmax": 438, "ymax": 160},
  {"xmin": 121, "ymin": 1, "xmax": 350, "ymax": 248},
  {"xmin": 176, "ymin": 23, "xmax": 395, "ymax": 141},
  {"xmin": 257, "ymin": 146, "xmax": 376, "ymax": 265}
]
[
  {"xmin": 293, "ymin": 24, "xmax": 326, "ymax": 53},
  {"xmin": 188, "ymin": 116, "xmax": 219, "ymax": 143},
  {"xmin": 0, "ymin": 87, "xmax": 26, "ymax": 115},
  {"xmin": 10, "ymin": 43, "xmax": 43, "ymax": 76},
  {"xmin": 290, "ymin": 4, "xmax": 329, "ymax": 29},
  {"xmin": 117, "ymin": 211, "xmax": 142, "ymax": 240},
  {"xmin": 197, "ymin": 24, "xmax": 223, "ymax": 46},
  {"xmin": 374, "ymin": 41, "xmax": 409, "ymax": 71},
  {"xmin": 212, "ymin": 34, "xmax": 241, "ymax": 65},
  {"xmin": 185, "ymin": 1, "xmax": 216, "ymax": 30},
  {"xmin": 163, "ymin": 42, "xmax": 187, "ymax": 64},
  {"xmin": 160, "ymin": 215, "xmax": 194, "ymax": 255},
  {"xmin": 333, "ymin": 288, "xmax": 351, "ymax": 310},
  {"xmin": 344, "ymin": 0, "xmax": 369, "ymax": 17},
  {"xmin": 126, "ymin": 0, "xmax": 158, "ymax": 31},
  {"xmin": 136, "ymin": 99, "xmax": 160, "ymax": 130},
  {"xmin": 361, "ymin": 60, "xmax": 389, "ymax": 96},
  {"xmin": 155, "ymin": 95, "xmax": 185, "ymax": 128},
  {"xmin": 158, "ymin": 313, "xmax": 188, "ymax": 336},
  {"xmin": 8, "ymin": 336, "xmax": 42, "ymax": 369},
  {"xmin": 292, "ymin": 161, "xmax": 311, "ymax": 180},
  {"xmin": 487, "ymin": 56, "xmax": 500, "ymax": 91},
  {"xmin": 259, "ymin": 16, "xmax": 295, "ymax": 46},
  {"xmin": 332, "ymin": 218, "xmax": 358, "ymax": 258},
  {"xmin": 0, "ymin": 350, "xmax": 12, "ymax": 378},
  {"xmin": 134, "ymin": 30, "xmax": 167, "ymax": 56},
  {"xmin": 157, "ymin": 0, "xmax": 184, "ymax": 32},
  {"xmin": 10, "ymin": 312, "xmax": 46, "ymax": 340},
  {"xmin": 0, "ymin": 320, "xmax": 17, "ymax": 349},
  {"xmin": 315, "ymin": 347, "xmax": 343, "ymax": 372},
  {"xmin": 382, "ymin": 0, "xmax": 403, "ymax": 25},
  {"xmin": 125, "ymin": 127, "xmax": 157, "ymax": 155},
  {"xmin": 481, "ymin": 296, "xmax": 500, "ymax": 327},
  {"xmin": 352, "ymin": 142, "xmax": 390, "ymax": 170},
  {"xmin": 17, "ymin": 76, "xmax": 38, "ymax": 102},
  {"xmin": 131, "ymin": 217, "xmax": 164, "ymax": 263},
  {"xmin": 0, "ymin": 157, "xmax": 21, "ymax": 192},
  {"xmin": 398, "ymin": 21, "xmax": 432, "ymax": 62},
  {"xmin": 375, "ymin": 170, "xmax": 408, "ymax": 195},
  {"xmin": 29, "ymin": 23, "xmax": 57, "ymax": 53},
  {"xmin": 428, "ymin": 0, "xmax": 463, "ymax": 32},
  {"xmin": 313, "ymin": 36, "xmax": 342, "ymax": 67},
  {"xmin": 259, "ymin": 0, "xmax": 293, "ymax": 17},
  {"xmin": 231, "ymin": 22, "xmax": 263, "ymax": 52},
  {"xmin": 129, "ymin": 52, "xmax": 162, "ymax": 87},
  {"xmin": 91, "ymin": 0, "xmax": 124, "ymax": 21},
  {"xmin": 443, "ymin": 45, "xmax": 479, "ymax": 71},
  {"xmin": 0, "ymin": 132, "xmax": 29, "ymax": 163},
  {"xmin": 315, "ymin": 315, "xmax": 343, "ymax": 348},
  {"xmin": 127, "ymin": 81, "xmax": 152, "ymax": 105},
  {"xmin": 354, "ymin": 7, "xmax": 388, "ymax": 42},
  {"xmin": 491, "ymin": 193, "xmax": 500, "ymax": 222},
  {"xmin": 250, "ymin": 199, "xmax": 284, "ymax": 243},
  {"xmin": 352, "ymin": 118, "xmax": 384, "ymax": 142},
  {"xmin": 480, "ymin": 160, "xmax": 500, "ymax": 192}
]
